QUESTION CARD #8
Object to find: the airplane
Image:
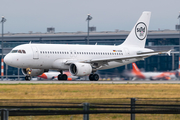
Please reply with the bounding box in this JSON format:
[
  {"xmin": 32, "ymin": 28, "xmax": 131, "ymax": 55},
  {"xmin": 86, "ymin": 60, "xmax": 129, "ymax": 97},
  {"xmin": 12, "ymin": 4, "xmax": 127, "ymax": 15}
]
[
  {"xmin": 37, "ymin": 71, "xmax": 78, "ymax": 80},
  {"xmin": 131, "ymin": 63, "xmax": 177, "ymax": 80},
  {"xmin": 4, "ymin": 11, "xmax": 171, "ymax": 81}
]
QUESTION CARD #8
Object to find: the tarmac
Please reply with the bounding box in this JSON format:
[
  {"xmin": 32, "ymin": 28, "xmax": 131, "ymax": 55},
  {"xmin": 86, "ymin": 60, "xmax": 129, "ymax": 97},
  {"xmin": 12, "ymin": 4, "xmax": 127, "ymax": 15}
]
[{"xmin": 0, "ymin": 80, "xmax": 180, "ymax": 84}]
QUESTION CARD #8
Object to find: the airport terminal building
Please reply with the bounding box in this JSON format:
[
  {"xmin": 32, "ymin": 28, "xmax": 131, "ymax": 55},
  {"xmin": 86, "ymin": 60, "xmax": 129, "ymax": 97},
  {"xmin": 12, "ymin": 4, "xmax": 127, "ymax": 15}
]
[{"xmin": 0, "ymin": 30, "xmax": 179, "ymax": 78}]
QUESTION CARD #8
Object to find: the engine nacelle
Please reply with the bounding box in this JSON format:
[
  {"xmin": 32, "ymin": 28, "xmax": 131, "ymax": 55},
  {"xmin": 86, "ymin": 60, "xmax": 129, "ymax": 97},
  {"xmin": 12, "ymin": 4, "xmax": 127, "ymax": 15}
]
[
  {"xmin": 69, "ymin": 63, "xmax": 92, "ymax": 76},
  {"xmin": 22, "ymin": 69, "xmax": 49, "ymax": 76}
]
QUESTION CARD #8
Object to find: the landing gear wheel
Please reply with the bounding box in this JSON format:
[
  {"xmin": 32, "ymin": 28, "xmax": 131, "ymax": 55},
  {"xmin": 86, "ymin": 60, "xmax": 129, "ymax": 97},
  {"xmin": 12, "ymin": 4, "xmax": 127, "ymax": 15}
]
[
  {"xmin": 89, "ymin": 74, "xmax": 94, "ymax": 81},
  {"xmin": 58, "ymin": 74, "xmax": 68, "ymax": 80},
  {"xmin": 89, "ymin": 74, "xmax": 99, "ymax": 81},
  {"xmin": 58, "ymin": 74, "xmax": 62, "ymax": 80},
  {"xmin": 62, "ymin": 74, "xmax": 68, "ymax": 80},
  {"xmin": 93, "ymin": 74, "xmax": 99, "ymax": 81},
  {"xmin": 25, "ymin": 76, "xmax": 31, "ymax": 81}
]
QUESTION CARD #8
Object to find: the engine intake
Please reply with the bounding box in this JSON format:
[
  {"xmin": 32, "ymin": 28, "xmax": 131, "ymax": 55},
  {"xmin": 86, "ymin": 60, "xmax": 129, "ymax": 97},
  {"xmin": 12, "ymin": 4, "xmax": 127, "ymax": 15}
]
[{"xmin": 69, "ymin": 63, "xmax": 92, "ymax": 76}]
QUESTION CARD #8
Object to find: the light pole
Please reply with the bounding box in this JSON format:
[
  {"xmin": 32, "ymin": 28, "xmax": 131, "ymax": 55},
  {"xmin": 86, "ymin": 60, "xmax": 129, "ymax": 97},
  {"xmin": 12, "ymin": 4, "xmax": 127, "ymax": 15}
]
[
  {"xmin": 86, "ymin": 14, "xmax": 92, "ymax": 45},
  {"xmin": 0, "ymin": 16, "xmax": 6, "ymax": 80}
]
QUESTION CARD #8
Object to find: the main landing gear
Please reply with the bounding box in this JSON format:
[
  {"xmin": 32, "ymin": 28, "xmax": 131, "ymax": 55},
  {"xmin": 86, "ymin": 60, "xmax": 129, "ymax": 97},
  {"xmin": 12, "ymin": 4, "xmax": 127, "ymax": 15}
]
[
  {"xmin": 58, "ymin": 70, "xmax": 68, "ymax": 80},
  {"xmin": 89, "ymin": 73, "xmax": 99, "ymax": 81}
]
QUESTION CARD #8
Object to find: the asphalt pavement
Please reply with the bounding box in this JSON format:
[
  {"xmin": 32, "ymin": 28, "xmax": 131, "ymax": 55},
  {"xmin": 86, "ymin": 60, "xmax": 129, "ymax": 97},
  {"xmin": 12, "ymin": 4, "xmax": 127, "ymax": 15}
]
[{"xmin": 0, "ymin": 80, "xmax": 180, "ymax": 84}]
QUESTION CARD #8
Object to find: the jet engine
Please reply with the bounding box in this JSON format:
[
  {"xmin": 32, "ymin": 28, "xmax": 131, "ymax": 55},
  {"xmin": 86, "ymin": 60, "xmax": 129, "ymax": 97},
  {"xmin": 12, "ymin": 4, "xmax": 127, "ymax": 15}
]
[
  {"xmin": 69, "ymin": 63, "xmax": 92, "ymax": 76},
  {"xmin": 22, "ymin": 69, "xmax": 49, "ymax": 76}
]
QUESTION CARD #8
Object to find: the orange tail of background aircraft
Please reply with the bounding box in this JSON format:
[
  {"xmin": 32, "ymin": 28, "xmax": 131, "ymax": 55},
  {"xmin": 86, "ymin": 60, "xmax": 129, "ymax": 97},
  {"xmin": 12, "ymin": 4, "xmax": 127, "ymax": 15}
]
[{"xmin": 132, "ymin": 63, "xmax": 146, "ymax": 79}]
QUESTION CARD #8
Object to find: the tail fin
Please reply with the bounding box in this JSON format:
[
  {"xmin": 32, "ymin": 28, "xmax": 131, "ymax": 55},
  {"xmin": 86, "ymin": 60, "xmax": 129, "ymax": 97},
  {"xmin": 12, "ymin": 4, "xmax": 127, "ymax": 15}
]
[
  {"xmin": 132, "ymin": 63, "xmax": 145, "ymax": 79},
  {"xmin": 121, "ymin": 11, "xmax": 151, "ymax": 48},
  {"xmin": 132, "ymin": 63, "xmax": 141, "ymax": 73}
]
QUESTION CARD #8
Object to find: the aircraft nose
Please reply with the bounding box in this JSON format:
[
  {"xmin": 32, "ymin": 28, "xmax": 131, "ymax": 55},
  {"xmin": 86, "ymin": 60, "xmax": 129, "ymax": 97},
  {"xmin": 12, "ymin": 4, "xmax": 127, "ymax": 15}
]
[{"xmin": 4, "ymin": 54, "xmax": 12, "ymax": 65}]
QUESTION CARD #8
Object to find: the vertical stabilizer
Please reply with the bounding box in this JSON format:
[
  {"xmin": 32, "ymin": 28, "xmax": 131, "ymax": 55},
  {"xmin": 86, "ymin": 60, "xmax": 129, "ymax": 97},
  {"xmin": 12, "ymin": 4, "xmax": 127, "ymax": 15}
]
[{"xmin": 121, "ymin": 11, "xmax": 151, "ymax": 48}]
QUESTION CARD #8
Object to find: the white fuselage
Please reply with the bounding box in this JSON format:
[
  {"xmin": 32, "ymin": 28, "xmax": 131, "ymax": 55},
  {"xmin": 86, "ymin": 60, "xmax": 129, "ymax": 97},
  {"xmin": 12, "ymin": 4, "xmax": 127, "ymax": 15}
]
[{"xmin": 4, "ymin": 43, "xmax": 152, "ymax": 71}]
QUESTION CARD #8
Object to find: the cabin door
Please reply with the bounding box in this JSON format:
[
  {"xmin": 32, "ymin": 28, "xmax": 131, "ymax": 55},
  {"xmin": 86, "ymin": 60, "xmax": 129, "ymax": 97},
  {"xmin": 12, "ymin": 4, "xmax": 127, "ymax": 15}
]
[{"xmin": 31, "ymin": 46, "xmax": 39, "ymax": 59}]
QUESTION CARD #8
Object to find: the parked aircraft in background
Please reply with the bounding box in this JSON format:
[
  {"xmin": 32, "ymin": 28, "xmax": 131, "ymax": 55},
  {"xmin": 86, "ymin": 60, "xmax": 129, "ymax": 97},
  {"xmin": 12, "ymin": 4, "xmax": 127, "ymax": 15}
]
[
  {"xmin": 4, "ymin": 11, "xmax": 170, "ymax": 81},
  {"xmin": 131, "ymin": 63, "xmax": 177, "ymax": 80},
  {"xmin": 38, "ymin": 71, "xmax": 77, "ymax": 80}
]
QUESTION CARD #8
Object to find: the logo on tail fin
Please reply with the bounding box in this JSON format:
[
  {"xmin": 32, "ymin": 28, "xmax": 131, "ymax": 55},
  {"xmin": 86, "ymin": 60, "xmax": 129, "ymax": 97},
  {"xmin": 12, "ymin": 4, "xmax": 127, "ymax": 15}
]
[{"xmin": 135, "ymin": 22, "xmax": 147, "ymax": 40}]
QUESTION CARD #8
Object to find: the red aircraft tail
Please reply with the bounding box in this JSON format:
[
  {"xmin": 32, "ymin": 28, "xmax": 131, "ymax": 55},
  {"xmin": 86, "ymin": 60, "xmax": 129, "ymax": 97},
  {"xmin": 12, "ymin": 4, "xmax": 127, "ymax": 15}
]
[{"xmin": 132, "ymin": 63, "xmax": 145, "ymax": 79}]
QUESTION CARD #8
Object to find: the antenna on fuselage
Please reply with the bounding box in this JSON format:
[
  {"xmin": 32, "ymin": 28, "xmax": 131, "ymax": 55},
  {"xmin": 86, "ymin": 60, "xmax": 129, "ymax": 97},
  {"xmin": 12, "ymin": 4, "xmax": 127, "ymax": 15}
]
[
  {"xmin": 95, "ymin": 43, "xmax": 97, "ymax": 45},
  {"xmin": 29, "ymin": 41, "xmax": 31, "ymax": 44}
]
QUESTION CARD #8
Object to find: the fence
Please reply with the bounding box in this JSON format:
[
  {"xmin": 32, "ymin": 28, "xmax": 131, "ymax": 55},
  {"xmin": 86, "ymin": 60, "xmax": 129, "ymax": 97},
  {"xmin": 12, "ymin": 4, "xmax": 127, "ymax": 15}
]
[{"xmin": 0, "ymin": 98, "xmax": 180, "ymax": 120}]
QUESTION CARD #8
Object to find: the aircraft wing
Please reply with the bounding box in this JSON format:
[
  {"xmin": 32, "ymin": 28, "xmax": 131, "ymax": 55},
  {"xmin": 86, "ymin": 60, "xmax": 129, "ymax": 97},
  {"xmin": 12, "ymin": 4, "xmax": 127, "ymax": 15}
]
[
  {"xmin": 65, "ymin": 50, "xmax": 171, "ymax": 64},
  {"xmin": 89, "ymin": 50, "xmax": 171, "ymax": 63}
]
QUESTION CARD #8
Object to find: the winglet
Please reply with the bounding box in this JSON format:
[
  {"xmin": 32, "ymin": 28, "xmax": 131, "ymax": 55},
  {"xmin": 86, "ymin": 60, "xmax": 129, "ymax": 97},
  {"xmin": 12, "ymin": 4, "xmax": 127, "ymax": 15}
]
[{"xmin": 167, "ymin": 50, "xmax": 172, "ymax": 56}]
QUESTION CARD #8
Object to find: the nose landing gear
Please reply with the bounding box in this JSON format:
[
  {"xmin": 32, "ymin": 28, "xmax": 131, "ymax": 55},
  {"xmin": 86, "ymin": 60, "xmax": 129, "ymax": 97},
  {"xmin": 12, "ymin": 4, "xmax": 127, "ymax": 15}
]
[
  {"xmin": 25, "ymin": 68, "xmax": 32, "ymax": 81},
  {"xmin": 25, "ymin": 76, "xmax": 31, "ymax": 81}
]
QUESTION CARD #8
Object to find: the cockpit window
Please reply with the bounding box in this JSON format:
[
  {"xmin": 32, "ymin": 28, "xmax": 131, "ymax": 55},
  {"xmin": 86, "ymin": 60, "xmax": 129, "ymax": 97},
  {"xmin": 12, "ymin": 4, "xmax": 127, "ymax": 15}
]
[
  {"xmin": 11, "ymin": 50, "xmax": 18, "ymax": 53},
  {"xmin": 22, "ymin": 50, "xmax": 26, "ymax": 53},
  {"xmin": 18, "ymin": 50, "xmax": 22, "ymax": 53},
  {"xmin": 11, "ymin": 49, "xmax": 26, "ymax": 54}
]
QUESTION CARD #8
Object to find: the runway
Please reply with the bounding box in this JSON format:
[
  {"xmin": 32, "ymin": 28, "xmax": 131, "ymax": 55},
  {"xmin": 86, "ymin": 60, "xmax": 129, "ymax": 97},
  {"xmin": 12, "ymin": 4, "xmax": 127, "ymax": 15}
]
[{"xmin": 0, "ymin": 80, "xmax": 180, "ymax": 84}]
